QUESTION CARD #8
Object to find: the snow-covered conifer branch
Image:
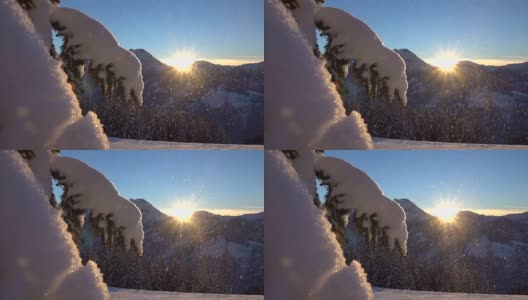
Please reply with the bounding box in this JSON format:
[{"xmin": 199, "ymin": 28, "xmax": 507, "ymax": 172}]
[
  {"xmin": 315, "ymin": 156, "xmax": 408, "ymax": 254},
  {"xmin": 265, "ymin": 151, "xmax": 373, "ymax": 299},
  {"xmin": 51, "ymin": 156, "xmax": 144, "ymax": 255},
  {"xmin": 0, "ymin": 0, "xmax": 109, "ymax": 149},
  {"xmin": 265, "ymin": 0, "xmax": 372, "ymax": 149},
  {"xmin": 51, "ymin": 7, "xmax": 144, "ymax": 105},
  {"xmin": 0, "ymin": 151, "xmax": 109, "ymax": 300},
  {"xmin": 316, "ymin": 7, "xmax": 408, "ymax": 106}
]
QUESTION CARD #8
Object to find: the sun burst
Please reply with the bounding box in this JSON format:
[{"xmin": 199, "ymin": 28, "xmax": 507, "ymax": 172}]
[
  {"xmin": 429, "ymin": 200, "xmax": 461, "ymax": 222},
  {"xmin": 165, "ymin": 50, "xmax": 197, "ymax": 72},
  {"xmin": 165, "ymin": 201, "xmax": 197, "ymax": 222},
  {"xmin": 430, "ymin": 50, "xmax": 461, "ymax": 73}
]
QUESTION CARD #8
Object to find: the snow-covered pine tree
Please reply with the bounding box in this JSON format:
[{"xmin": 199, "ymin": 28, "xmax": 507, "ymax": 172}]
[
  {"xmin": 266, "ymin": 0, "xmax": 408, "ymax": 149},
  {"xmin": 0, "ymin": 150, "xmax": 144, "ymax": 299},
  {"xmin": 1, "ymin": 0, "xmax": 144, "ymax": 149},
  {"xmin": 266, "ymin": 150, "xmax": 407, "ymax": 299}
]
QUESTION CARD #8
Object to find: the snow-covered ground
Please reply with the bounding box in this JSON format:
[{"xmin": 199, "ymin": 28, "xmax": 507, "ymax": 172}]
[
  {"xmin": 373, "ymin": 137, "xmax": 528, "ymax": 150},
  {"xmin": 108, "ymin": 137, "xmax": 263, "ymax": 150},
  {"xmin": 109, "ymin": 137, "xmax": 528, "ymax": 150},
  {"xmin": 109, "ymin": 288, "xmax": 263, "ymax": 300},
  {"xmin": 110, "ymin": 287, "xmax": 528, "ymax": 299},
  {"xmin": 374, "ymin": 287, "xmax": 528, "ymax": 299}
]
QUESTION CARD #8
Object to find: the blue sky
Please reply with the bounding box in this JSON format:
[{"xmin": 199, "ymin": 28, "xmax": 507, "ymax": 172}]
[
  {"xmin": 323, "ymin": 0, "xmax": 528, "ymax": 65},
  {"xmin": 323, "ymin": 151, "xmax": 528, "ymax": 215},
  {"xmin": 57, "ymin": 150, "xmax": 263, "ymax": 216},
  {"xmin": 60, "ymin": 0, "xmax": 263, "ymax": 65}
]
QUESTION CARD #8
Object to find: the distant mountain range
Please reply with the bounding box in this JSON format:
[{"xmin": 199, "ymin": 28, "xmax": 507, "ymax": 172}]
[
  {"xmin": 131, "ymin": 49, "xmax": 264, "ymax": 144},
  {"xmin": 343, "ymin": 198, "xmax": 528, "ymax": 294},
  {"xmin": 344, "ymin": 49, "xmax": 528, "ymax": 144},
  {"xmin": 394, "ymin": 49, "xmax": 528, "ymax": 109},
  {"xmin": 79, "ymin": 49, "xmax": 263, "ymax": 144},
  {"xmin": 79, "ymin": 199, "xmax": 264, "ymax": 295}
]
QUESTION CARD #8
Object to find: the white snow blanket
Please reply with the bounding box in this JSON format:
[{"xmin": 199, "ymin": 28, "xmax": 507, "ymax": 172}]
[
  {"xmin": 109, "ymin": 288, "xmax": 263, "ymax": 300},
  {"xmin": 109, "ymin": 137, "xmax": 263, "ymax": 150},
  {"xmin": 373, "ymin": 137, "xmax": 528, "ymax": 150},
  {"xmin": 374, "ymin": 287, "xmax": 528, "ymax": 299}
]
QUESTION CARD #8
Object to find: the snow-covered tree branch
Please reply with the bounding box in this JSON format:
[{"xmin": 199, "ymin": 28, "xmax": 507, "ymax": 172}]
[
  {"xmin": 266, "ymin": 0, "xmax": 408, "ymax": 149},
  {"xmin": 266, "ymin": 150, "xmax": 408, "ymax": 298},
  {"xmin": 52, "ymin": 156, "xmax": 144, "ymax": 254},
  {"xmin": 316, "ymin": 156, "xmax": 408, "ymax": 254},
  {"xmin": 0, "ymin": 150, "xmax": 144, "ymax": 299},
  {"xmin": 0, "ymin": 0, "xmax": 144, "ymax": 149},
  {"xmin": 0, "ymin": 151, "xmax": 110, "ymax": 299}
]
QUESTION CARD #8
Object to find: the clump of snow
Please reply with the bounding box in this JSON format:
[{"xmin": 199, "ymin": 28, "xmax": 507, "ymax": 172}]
[
  {"xmin": 0, "ymin": 151, "xmax": 108, "ymax": 300},
  {"xmin": 26, "ymin": 0, "xmax": 55, "ymax": 49},
  {"xmin": 54, "ymin": 111, "xmax": 108, "ymax": 149},
  {"xmin": 313, "ymin": 111, "xmax": 373, "ymax": 149},
  {"xmin": 51, "ymin": 156, "xmax": 144, "ymax": 254},
  {"xmin": 315, "ymin": 156, "xmax": 408, "ymax": 253},
  {"xmin": 288, "ymin": 0, "xmax": 320, "ymax": 48},
  {"xmin": 0, "ymin": 0, "xmax": 109, "ymax": 149},
  {"xmin": 265, "ymin": 0, "xmax": 372, "ymax": 149},
  {"xmin": 316, "ymin": 7, "xmax": 408, "ymax": 106},
  {"xmin": 52, "ymin": 7, "xmax": 144, "ymax": 105},
  {"xmin": 265, "ymin": 151, "xmax": 373, "ymax": 299}
]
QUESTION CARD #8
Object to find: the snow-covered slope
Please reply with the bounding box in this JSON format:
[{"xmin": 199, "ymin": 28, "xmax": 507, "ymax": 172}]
[
  {"xmin": 374, "ymin": 287, "xmax": 528, "ymax": 299},
  {"xmin": 373, "ymin": 137, "xmax": 528, "ymax": 149},
  {"xmin": 108, "ymin": 137, "xmax": 263, "ymax": 150},
  {"xmin": 109, "ymin": 288, "xmax": 263, "ymax": 299}
]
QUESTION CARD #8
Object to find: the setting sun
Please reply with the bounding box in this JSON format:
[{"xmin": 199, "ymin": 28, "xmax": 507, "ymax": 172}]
[
  {"xmin": 165, "ymin": 201, "xmax": 197, "ymax": 222},
  {"xmin": 430, "ymin": 50, "xmax": 461, "ymax": 72},
  {"xmin": 164, "ymin": 50, "xmax": 197, "ymax": 72},
  {"xmin": 429, "ymin": 200, "xmax": 462, "ymax": 222}
]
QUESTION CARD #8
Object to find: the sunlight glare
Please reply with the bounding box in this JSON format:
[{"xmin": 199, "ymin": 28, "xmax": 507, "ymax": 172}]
[
  {"xmin": 166, "ymin": 201, "xmax": 197, "ymax": 222},
  {"xmin": 166, "ymin": 50, "xmax": 197, "ymax": 72},
  {"xmin": 430, "ymin": 200, "xmax": 461, "ymax": 222},
  {"xmin": 431, "ymin": 50, "xmax": 460, "ymax": 72}
]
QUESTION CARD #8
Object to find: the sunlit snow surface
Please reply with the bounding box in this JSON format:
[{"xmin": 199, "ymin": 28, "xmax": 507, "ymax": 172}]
[
  {"xmin": 374, "ymin": 288, "xmax": 528, "ymax": 299},
  {"xmin": 373, "ymin": 137, "xmax": 528, "ymax": 150},
  {"xmin": 108, "ymin": 137, "xmax": 263, "ymax": 150},
  {"xmin": 109, "ymin": 137, "xmax": 528, "ymax": 150},
  {"xmin": 109, "ymin": 287, "xmax": 527, "ymax": 299},
  {"xmin": 109, "ymin": 288, "xmax": 263, "ymax": 300}
]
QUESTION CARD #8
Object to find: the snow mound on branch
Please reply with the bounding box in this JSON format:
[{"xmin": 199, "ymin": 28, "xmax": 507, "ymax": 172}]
[
  {"xmin": 265, "ymin": 0, "xmax": 371, "ymax": 149},
  {"xmin": 52, "ymin": 7, "xmax": 144, "ymax": 105},
  {"xmin": 26, "ymin": 0, "xmax": 54, "ymax": 49},
  {"xmin": 289, "ymin": 0, "xmax": 319, "ymax": 48},
  {"xmin": 265, "ymin": 151, "xmax": 372, "ymax": 300},
  {"xmin": 0, "ymin": 151, "xmax": 108, "ymax": 300},
  {"xmin": 315, "ymin": 156, "xmax": 408, "ymax": 254},
  {"xmin": 0, "ymin": 0, "xmax": 108, "ymax": 149},
  {"xmin": 316, "ymin": 7, "xmax": 408, "ymax": 106},
  {"xmin": 51, "ymin": 156, "xmax": 144, "ymax": 254},
  {"xmin": 313, "ymin": 111, "xmax": 373, "ymax": 149},
  {"xmin": 54, "ymin": 111, "xmax": 108, "ymax": 149}
]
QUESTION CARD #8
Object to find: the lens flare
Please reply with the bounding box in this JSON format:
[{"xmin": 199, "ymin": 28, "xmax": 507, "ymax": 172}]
[
  {"xmin": 164, "ymin": 50, "xmax": 197, "ymax": 72},
  {"xmin": 430, "ymin": 50, "xmax": 461, "ymax": 72}
]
